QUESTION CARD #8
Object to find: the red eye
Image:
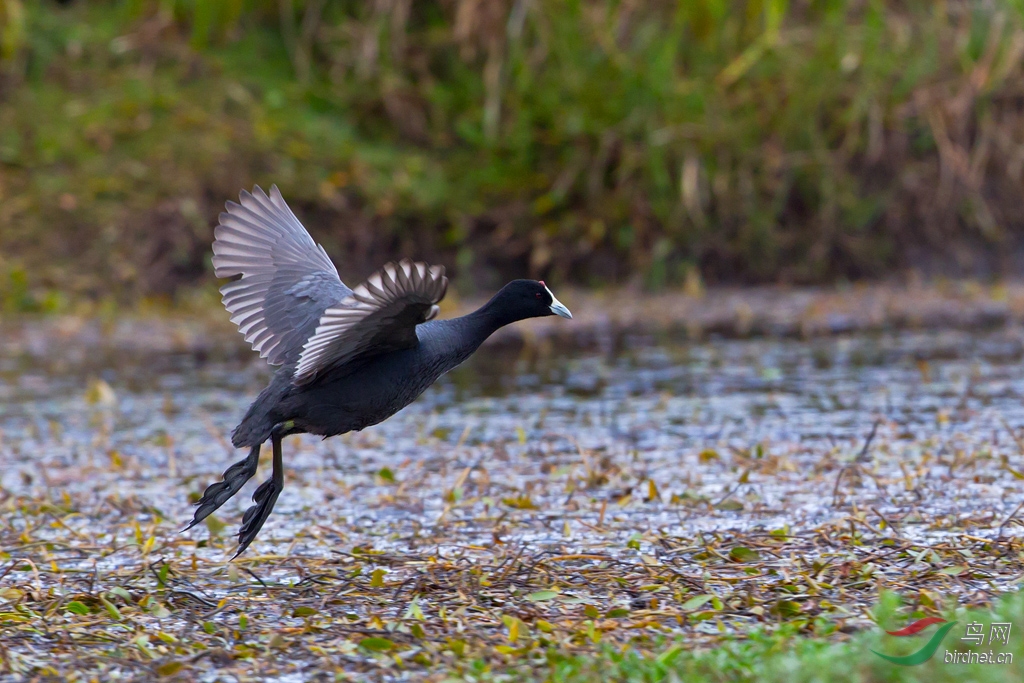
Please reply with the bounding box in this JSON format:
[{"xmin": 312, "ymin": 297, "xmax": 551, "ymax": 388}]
[{"xmin": 535, "ymin": 292, "xmax": 542, "ymax": 298}]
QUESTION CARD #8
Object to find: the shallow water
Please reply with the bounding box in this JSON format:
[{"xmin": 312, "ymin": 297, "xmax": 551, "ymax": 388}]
[
  {"xmin": 4, "ymin": 325, "xmax": 1024, "ymax": 552},
  {"xmin": 3, "ymin": 321, "xmax": 1024, "ymax": 679}
]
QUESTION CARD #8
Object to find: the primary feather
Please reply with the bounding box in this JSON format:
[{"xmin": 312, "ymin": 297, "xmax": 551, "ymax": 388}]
[{"xmin": 212, "ymin": 185, "xmax": 350, "ymax": 366}]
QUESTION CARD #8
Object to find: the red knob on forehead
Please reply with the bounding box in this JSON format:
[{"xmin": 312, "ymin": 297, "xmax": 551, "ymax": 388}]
[{"xmin": 539, "ymin": 280, "xmax": 545, "ymax": 286}]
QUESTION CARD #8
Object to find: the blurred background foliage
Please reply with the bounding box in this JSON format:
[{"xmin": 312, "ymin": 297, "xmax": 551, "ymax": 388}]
[{"xmin": 2, "ymin": 0, "xmax": 1024, "ymax": 308}]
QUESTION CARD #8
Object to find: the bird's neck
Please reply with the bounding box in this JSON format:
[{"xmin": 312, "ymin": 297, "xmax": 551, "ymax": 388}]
[
  {"xmin": 462, "ymin": 293, "xmax": 524, "ymax": 339},
  {"xmin": 430, "ymin": 294, "xmax": 520, "ymax": 358},
  {"xmin": 418, "ymin": 294, "xmax": 526, "ymax": 376}
]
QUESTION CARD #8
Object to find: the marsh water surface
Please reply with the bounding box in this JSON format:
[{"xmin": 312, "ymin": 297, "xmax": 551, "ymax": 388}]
[{"xmin": 2, "ymin": 321, "xmax": 1024, "ymax": 679}]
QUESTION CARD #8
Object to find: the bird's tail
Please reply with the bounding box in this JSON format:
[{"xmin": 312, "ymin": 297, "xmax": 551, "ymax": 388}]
[{"xmin": 231, "ymin": 368, "xmax": 293, "ymax": 448}]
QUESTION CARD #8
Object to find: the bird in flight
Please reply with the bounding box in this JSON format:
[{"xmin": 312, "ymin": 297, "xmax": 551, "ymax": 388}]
[{"xmin": 185, "ymin": 185, "xmax": 572, "ymax": 556}]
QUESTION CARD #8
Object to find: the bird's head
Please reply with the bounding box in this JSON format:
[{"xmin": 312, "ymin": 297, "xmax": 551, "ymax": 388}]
[{"xmin": 492, "ymin": 279, "xmax": 573, "ymax": 321}]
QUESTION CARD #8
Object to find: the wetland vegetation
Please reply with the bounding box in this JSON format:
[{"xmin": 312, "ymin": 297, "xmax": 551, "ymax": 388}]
[
  {"xmin": 4, "ymin": 0, "xmax": 1024, "ymax": 308},
  {"xmin": 3, "ymin": 315, "xmax": 1024, "ymax": 680}
]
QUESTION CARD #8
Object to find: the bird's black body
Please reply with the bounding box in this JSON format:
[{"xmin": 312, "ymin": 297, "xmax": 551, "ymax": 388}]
[
  {"xmin": 186, "ymin": 185, "xmax": 571, "ymax": 556},
  {"xmin": 234, "ymin": 289, "xmax": 551, "ymax": 446}
]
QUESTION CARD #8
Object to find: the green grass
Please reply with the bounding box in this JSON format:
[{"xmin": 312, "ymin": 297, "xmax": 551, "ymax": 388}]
[
  {"xmin": 472, "ymin": 590, "xmax": 1024, "ymax": 682},
  {"xmin": 2, "ymin": 1, "xmax": 1024, "ymax": 305}
]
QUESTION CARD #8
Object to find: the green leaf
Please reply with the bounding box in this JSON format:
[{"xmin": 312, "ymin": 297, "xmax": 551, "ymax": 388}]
[
  {"xmin": 729, "ymin": 546, "xmax": 761, "ymax": 562},
  {"xmin": 504, "ymin": 616, "xmax": 522, "ymax": 642},
  {"xmin": 147, "ymin": 601, "xmax": 171, "ymax": 618},
  {"xmin": 109, "ymin": 586, "xmax": 132, "ymax": 601},
  {"xmin": 681, "ymin": 594, "xmax": 713, "ymax": 611},
  {"xmin": 502, "ymin": 495, "xmax": 537, "ymax": 509},
  {"xmin": 293, "ymin": 606, "xmax": 317, "ymax": 617},
  {"xmin": 404, "ymin": 598, "xmax": 425, "ymax": 620},
  {"xmin": 156, "ymin": 564, "xmax": 170, "ymax": 587},
  {"xmin": 773, "ymin": 600, "xmax": 802, "ymax": 617},
  {"xmin": 156, "ymin": 661, "xmax": 184, "ymax": 677},
  {"xmin": 100, "ymin": 595, "xmax": 121, "ymax": 620},
  {"xmin": 370, "ymin": 568, "xmax": 387, "ymax": 587},
  {"xmin": 65, "ymin": 601, "xmax": 89, "ymax": 615},
  {"xmin": 526, "ymin": 590, "xmax": 559, "ymax": 602},
  {"xmin": 605, "ymin": 608, "xmax": 630, "ymax": 618},
  {"xmin": 205, "ymin": 515, "xmax": 226, "ymax": 536},
  {"xmin": 656, "ymin": 645, "xmax": 683, "ymax": 666},
  {"xmin": 359, "ymin": 637, "xmax": 395, "ymax": 652}
]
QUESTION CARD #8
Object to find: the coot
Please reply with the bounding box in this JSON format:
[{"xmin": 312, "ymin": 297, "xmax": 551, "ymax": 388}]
[{"xmin": 186, "ymin": 185, "xmax": 572, "ymax": 556}]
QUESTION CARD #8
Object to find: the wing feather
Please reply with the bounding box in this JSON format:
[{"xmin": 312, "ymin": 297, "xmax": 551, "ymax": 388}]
[
  {"xmin": 212, "ymin": 185, "xmax": 350, "ymax": 366},
  {"xmin": 293, "ymin": 259, "xmax": 448, "ymax": 385}
]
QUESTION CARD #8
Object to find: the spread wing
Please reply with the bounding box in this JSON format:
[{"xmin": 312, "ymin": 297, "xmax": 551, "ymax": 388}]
[
  {"xmin": 212, "ymin": 185, "xmax": 351, "ymax": 366},
  {"xmin": 293, "ymin": 259, "xmax": 448, "ymax": 385}
]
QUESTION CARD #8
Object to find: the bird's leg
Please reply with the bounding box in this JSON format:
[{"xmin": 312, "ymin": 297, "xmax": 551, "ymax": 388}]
[
  {"xmin": 234, "ymin": 426, "xmax": 286, "ymax": 558},
  {"xmin": 184, "ymin": 444, "xmax": 261, "ymax": 531}
]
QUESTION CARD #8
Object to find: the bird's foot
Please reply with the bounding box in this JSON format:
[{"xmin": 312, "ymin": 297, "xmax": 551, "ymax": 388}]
[
  {"xmin": 233, "ymin": 476, "xmax": 282, "ymax": 558},
  {"xmin": 183, "ymin": 445, "xmax": 260, "ymax": 531}
]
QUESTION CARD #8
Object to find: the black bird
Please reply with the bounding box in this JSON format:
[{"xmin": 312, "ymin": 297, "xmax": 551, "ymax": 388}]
[{"xmin": 186, "ymin": 185, "xmax": 572, "ymax": 556}]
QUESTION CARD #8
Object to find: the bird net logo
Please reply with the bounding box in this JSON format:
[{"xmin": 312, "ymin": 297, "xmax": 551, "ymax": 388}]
[{"xmin": 871, "ymin": 618, "xmax": 1013, "ymax": 665}]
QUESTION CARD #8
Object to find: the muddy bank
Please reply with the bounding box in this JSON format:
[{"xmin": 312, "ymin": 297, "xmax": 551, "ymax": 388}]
[{"xmin": 3, "ymin": 281, "xmax": 1024, "ymax": 369}]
